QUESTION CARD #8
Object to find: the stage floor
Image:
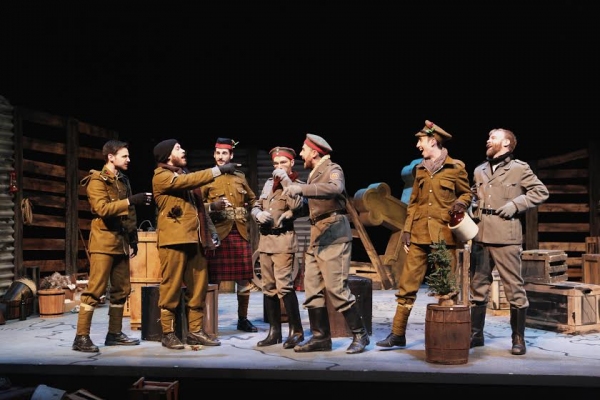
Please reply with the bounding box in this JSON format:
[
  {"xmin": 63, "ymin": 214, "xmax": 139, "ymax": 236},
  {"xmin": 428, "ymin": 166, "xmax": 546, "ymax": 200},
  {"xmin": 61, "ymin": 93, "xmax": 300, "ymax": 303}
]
[{"xmin": 1, "ymin": 285, "xmax": 600, "ymax": 398}]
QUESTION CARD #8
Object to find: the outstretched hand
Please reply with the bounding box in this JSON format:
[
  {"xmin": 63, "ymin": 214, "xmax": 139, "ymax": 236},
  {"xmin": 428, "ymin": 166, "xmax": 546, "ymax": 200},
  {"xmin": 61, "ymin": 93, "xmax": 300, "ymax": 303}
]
[{"xmin": 282, "ymin": 184, "xmax": 302, "ymax": 198}]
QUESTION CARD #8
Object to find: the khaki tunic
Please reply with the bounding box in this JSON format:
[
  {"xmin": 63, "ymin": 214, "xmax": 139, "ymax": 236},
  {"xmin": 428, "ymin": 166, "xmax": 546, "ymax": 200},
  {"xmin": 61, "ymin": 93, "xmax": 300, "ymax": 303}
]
[{"xmin": 81, "ymin": 167, "xmax": 138, "ymax": 306}]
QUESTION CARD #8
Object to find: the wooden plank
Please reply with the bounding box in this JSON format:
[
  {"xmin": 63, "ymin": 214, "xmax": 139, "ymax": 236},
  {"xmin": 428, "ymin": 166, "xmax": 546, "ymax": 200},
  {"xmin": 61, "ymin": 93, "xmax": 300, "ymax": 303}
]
[
  {"xmin": 346, "ymin": 198, "xmax": 393, "ymax": 289},
  {"xmin": 538, "ymin": 223, "xmax": 589, "ymax": 233},
  {"xmin": 22, "ymin": 159, "xmax": 66, "ymax": 179},
  {"xmin": 23, "ymin": 214, "xmax": 65, "ymax": 228},
  {"xmin": 23, "ymin": 238, "xmax": 65, "ymax": 251},
  {"xmin": 538, "ymin": 203, "xmax": 589, "ymax": 213},
  {"xmin": 544, "ymin": 184, "xmax": 587, "ymax": 194},
  {"xmin": 537, "ymin": 169, "xmax": 588, "ymax": 179},
  {"xmin": 22, "ymin": 136, "xmax": 66, "ymax": 154},
  {"xmin": 537, "ymin": 148, "xmax": 588, "ymax": 168},
  {"xmin": 538, "ymin": 242, "xmax": 586, "ymax": 252},
  {"xmin": 23, "ymin": 177, "xmax": 66, "ymax": 194}
]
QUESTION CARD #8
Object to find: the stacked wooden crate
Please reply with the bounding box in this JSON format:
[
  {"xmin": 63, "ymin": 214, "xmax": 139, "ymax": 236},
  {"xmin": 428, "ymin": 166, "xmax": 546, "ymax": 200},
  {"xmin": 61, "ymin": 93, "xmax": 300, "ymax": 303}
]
[{"xmin": 582, "ymin": 236, "xmax": 600, "ymax": 285}]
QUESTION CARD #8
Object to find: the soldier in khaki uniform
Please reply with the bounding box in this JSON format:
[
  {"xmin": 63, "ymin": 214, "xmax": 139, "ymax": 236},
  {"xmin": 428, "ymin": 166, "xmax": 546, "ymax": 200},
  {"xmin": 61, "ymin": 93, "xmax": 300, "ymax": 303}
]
[
  {"xmin": 469, "ymin": 128, "xmax": 549, "ymax": 355},
  {"xmin": 377, "ymin": 120, "xmax": 472, "ymax": 349},
  {"xmin": 202, "ymin": 138, "xmax": 259, "ymax": 332},
  {"xmin": 251, "ymin": 146, "xmax": 305, "ymax": 349},
  {"xmin": 73, "ymin": 140, "xmax": 153, "ymax": 353},
  {"xmin": 152, "ymin": 139, "xmax": 235, "ymax": 349},
  {"xmin": 282, "ymin": 133, "xmax": 370, "ymax": 354}
]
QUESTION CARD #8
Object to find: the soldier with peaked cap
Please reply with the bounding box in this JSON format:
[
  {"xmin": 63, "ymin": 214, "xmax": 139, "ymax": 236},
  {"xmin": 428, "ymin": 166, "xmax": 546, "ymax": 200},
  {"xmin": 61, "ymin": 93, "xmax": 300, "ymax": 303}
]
[
  {"xmin": 282, "ymin": 133, "xmax": 370, "ymax": 354},
  {"xmin": 152, "ymin": 138, "xmax": 235, "ymax": 350},
  {"xmin": 469, "ymin": 128, "xmax": 548, "ymax": 355},
  {"xmin": 376, "ymin": 120, "xmax": 472, "ymax": 349},
  {"xmin": 250, "ymin": 146, "xmax": 305, "ymax": 349},
  {"xmin": 201, "ymin": 138, "xmax": 259, "ymax": 332}
]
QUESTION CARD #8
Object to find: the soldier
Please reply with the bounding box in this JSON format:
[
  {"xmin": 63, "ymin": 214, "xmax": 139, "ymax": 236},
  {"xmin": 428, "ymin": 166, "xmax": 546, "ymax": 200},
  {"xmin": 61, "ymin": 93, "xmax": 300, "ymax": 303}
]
[{"xmin": 251, "ymin": 146, "xmax": 305, "ymax": 349}]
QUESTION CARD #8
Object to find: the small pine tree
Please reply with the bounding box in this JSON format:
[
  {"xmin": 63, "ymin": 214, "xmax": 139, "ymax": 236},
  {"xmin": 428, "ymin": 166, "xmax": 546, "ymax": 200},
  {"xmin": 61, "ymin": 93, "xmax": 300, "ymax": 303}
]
[{"xmin": 425, "ymin": 239, "xmax": 459, "ymax": 297}]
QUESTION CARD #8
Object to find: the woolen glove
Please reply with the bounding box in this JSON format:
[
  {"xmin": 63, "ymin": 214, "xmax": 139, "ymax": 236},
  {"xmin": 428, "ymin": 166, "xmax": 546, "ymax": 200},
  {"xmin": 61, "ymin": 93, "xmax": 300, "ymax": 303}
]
[
  {"xmin": 128, "ymin": 192, "xmax": 152, "ymax": 206},
  {"xmin": 130, "ymin": 243, "xmax": 138, "ymax": 258},
  {"xmin": 282, "ymin": 184, "xmax": 302, "ymax": 198},
  {"xmin": 451, "ymin": 202, "xmax": 467, "ymax": 214},
  {"xmin": 272, "ymin": 168, "xmax": 292, "ymax": 187},
  {"xmin": 496, "ymin": 201, "xmax": 518, "ymax": 219},
  {"xmin": 401, "ymin": 231, "xmax": 411, "ymax": 247},
  {"xmin": 209, "ymin": 198, "xmax": 226, "ymax": 212},
  {"xmin": 218, "ymin": 163, "xmax": 236, "ymax": 174},
  {"xmin": 255, "ymin": 210, "xmax": 273, "ymax": 224}
]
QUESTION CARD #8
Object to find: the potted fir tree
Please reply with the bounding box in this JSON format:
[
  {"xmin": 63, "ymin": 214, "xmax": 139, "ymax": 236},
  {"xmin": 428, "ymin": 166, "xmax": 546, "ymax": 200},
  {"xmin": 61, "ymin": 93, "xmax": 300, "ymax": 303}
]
[{"xmin": 425, "ymin": 239, "xmax": 459, "ymax": 306}]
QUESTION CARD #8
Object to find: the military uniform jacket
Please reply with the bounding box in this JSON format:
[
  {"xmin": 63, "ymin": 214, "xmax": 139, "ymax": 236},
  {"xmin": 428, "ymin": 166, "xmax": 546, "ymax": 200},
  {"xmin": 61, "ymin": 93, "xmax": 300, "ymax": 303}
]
[
  {"xmin": 472, "ymin": 157, "xmax": 549, "ymax": 245},
  {"xmin": 201, "ymin": 171, "xmax": 256, "ymax": 241},
  {"xmin": 253, "ymin": 177, "xmax": 304, "ymax": 253},
  {"xmin": 152, "ymin": 167, "xmax": 216, "ymax": 247},
  {"xmin": 403, "ymin": 155, "xmax": 472, "ymax": 246},
  {"xmin": 303, "ymin": 158, "xmax": 352, "ymax": 247},
  {"xmin": 82, "ymin": 167, "xmax": 138, "ymax": 255}
]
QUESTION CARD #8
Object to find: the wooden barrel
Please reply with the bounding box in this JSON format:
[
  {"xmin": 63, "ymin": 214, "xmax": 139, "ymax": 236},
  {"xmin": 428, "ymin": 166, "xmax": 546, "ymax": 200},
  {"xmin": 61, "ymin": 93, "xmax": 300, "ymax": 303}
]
[
  {"xmin": 425, "ymin": 303, "xmax": 471, "ymax": 365},
  {"xmin": 38, "ymin": 289, "xmax": 66, "ymax": 318}
]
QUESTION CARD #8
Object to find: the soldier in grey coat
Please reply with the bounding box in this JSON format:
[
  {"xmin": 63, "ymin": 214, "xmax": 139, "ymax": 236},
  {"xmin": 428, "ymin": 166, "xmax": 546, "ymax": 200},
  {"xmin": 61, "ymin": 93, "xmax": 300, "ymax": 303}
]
[{"xmin": 469, "ymin": 128, "xmax": 549, "ymax": 355}]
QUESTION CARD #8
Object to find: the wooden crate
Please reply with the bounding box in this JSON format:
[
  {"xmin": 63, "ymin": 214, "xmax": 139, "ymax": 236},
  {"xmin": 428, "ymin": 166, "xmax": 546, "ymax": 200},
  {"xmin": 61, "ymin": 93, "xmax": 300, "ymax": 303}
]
[
  {"xmin": 129, "ymin": 377, "xmax": 178, "ymax": 400},
  {"xmin": 582, "ymin": 254, "xmax": 600, "ymax": 285},
  {"xmin": 126, "ymin": 232, "xmax": 161, "ymax": 329},
  {"xmin": 487, "ymin": 270, "xmax": 510, "ymax": 315},
  {"xmin": 525, "ymin": 281, "xmax": 600, "ymax": 334},
  {"xmin": 586, "ymin": 237, "xmax": 600, "ymax": 254},
  {"xmin": 521, "ymin": 249, "xmax": 568, "ymax": 283}
]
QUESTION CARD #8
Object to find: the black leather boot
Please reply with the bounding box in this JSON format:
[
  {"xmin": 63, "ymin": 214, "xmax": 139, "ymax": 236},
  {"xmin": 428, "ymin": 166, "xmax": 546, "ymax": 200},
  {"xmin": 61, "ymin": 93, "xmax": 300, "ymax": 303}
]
[
  {"xmin": 342, "ymin": 304, "xmax": 370, "ymax": 354},
  {"xmin": 282, "ymin": 292, "xmax": 304, "ymax": 349},
  {"xmin": 470, "ymin": 304, "xmax": 487, "ymax": 348},
  {"xmin": 294, "ymin": 307, "xmax": 332, "ymax": 352},
  {"xmin": 510, "ymin": 307, "xmax": 527, "ymax": 355},
  {"xmin": 73, "ymin": 335, "xmax": 99, "ymax": 352},
  {"xmin": 375, "ymin": 333, "xmax": 406, "ymax": 348},
  {"xmin": 105, "ymin": 332, "xmax": 140, "ymax": 346},
  {"xmin": 187, "ymin": 330, "xmax": 221, "ymax": 346},
  {"xmin": 162, "ymin": 332, "xmax": 185, "ymax": 350},
  {"xmin": 257, "ymin": 295, "xmax": 282, "ymax": 346}
]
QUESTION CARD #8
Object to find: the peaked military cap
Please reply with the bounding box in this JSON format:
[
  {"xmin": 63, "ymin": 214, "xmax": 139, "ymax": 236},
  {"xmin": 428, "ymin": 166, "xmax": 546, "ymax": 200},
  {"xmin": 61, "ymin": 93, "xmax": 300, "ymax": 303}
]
[
  {"xmin": 415, "ymin": 120, "xmax": 452, "ymax": 143},
  {"xmin": 269, "ymin": 146, "xmax": 296, "ymax": 160},
  {"xmin": 304, "ymin": 133, "xmax": 332, "ymax": 155},
  {"xmin": 215, "ymin": 138, "xmax": 238, "ymax": 150}
]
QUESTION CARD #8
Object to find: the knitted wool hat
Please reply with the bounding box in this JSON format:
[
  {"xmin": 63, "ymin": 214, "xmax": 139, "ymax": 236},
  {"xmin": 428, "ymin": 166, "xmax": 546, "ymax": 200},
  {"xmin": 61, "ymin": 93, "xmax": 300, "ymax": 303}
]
[{"xmin": 153, "ymin": 139, "xmax": 178, "ymax": 163}]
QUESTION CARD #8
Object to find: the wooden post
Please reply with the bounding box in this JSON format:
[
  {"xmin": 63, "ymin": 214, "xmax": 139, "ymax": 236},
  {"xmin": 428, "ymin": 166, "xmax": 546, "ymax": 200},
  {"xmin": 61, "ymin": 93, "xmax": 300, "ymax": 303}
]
[{"xmin": 346, "ymin": 199, "xmax": 393, "ymax": 290}]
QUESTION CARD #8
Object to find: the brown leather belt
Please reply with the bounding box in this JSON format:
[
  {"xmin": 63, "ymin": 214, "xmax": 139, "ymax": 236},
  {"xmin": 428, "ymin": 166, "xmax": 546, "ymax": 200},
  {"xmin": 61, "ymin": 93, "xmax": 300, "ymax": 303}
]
[
  {"xmin": 259, "ymin": 226, "xmax": 294, "ymax": 235},
  {"xmin": 310, "ymin": 209, "xmax": 347, "ymax": 225},
  {"xmin": 481, "ymin": 209, "xmax": 496, "ymax": 215}
]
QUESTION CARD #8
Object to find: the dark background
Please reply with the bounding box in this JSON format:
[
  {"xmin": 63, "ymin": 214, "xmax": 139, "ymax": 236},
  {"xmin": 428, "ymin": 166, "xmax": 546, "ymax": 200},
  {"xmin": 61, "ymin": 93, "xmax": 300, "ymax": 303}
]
[{"xmin": 2, "ymin": 3, "xmax": 597, "ymax": 199}]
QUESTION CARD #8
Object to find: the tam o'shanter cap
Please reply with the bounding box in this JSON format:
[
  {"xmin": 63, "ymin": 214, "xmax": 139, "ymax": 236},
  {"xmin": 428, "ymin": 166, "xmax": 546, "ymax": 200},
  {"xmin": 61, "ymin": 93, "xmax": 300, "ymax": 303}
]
[
  {"xmin": 304, "ymin": 133, "xmax": 332, "ymax": 155},
  {"xmin": 215, "ymin": 138, "xmax": 238, "ymax": 149},
  {"xmin": 415, "ymin": 120, "xmax": 452, "ymax": 143},
  {"xmin": 269, "ymin": 146, "xmax": 296, "ymax": 160},
  {"xmin": 153, "ymin": 139, "xmax": 178, "ymax": 163}
]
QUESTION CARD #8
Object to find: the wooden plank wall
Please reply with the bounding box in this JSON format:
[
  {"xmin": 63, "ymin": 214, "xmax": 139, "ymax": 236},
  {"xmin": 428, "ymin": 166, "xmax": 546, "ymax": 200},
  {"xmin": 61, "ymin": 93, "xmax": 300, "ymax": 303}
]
[
  {"xmin": 525, "ymin": 141, "xmax": 600, "ymax": 281},
  {"xmin": 13, "ymin": 108, "xmax": 118, "ymax": 280}
]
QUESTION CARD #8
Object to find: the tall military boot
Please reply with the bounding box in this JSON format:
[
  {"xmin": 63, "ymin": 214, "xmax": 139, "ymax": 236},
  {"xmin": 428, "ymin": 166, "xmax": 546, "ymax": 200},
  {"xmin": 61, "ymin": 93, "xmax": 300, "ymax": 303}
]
[
  {"xmin": 470, "ymin": 303, "xmax": 487, "ymax": 348},
  {"xmin": 72, "ymin": 303, "xmax": 99, "ymax": 352},
  {"xmin": 257, "ymin": 295, "xmax": 282, "ymax": 346},
  {"xmin": 282, "ymin": 292, "xmax": 304, "ymax": 349},
  {"xmin": 510, "ymin": 306, "xmax": 527, "ymax": 355},
  {"xmin": 105, "ymin": 304, "xmax": 140, "ymax": 346},
  {"xmin": 376, "ymin": 304, "xmax": 410, "ymax": 348},
  {"xmin": 161, "ymin": 308, "xmax": 184, "ymax": 350},
  {"xmin": 237, "ymin": 293, "xmax": 258, "ymax": 332},
  {"xmin": 342, "ymin": 304, "xmax": 370, "ymax": 354},
  {"xmin": 293, "ymin": 307, "xmax": 332, "ymax": 352}
]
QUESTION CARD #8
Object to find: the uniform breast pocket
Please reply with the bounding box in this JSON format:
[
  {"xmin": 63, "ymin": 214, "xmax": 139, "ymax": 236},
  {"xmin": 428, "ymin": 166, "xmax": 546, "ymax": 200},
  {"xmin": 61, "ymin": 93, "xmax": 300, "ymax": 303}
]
[
  {"xmin": 502, "ymin": 183, "xmax": 518, "ymax": 199},
  {"xmin": 440, "ymin": 179, "xmax": 455, "ymax": 201}
]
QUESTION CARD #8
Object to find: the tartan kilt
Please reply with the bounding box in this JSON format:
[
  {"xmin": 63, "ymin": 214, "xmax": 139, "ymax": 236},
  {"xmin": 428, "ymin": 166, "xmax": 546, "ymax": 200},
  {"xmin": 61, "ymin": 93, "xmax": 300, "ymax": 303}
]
[{"xmin": 207, "ymin": 225, "xmax": 254, "ymax": 282}]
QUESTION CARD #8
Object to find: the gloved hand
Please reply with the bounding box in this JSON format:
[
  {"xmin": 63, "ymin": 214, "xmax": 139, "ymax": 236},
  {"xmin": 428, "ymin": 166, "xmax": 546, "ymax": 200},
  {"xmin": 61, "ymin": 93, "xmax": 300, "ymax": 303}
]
[
  {"xmin": 272, "ymin": 168, "xmax": 292, "ymax": 187},
  {"xmin": 282, "ymin": 184, "xmax": 302, "ymax": 198},
  {"xmin": 496, "ymin": 201, "xmax": 518, "ymax": 219},
  {"xmin": 218, "ymin": 163, "xmax": 237, "ymax": 174},
  {"xmin": 255, "ymin": 210, "xmax": 273, "ymax": 224},
  {"xmin": 128, "ymin": 192, "xmax": 152, "ymax": 206},
  {"xmin": 130, "ymin": 243, "xmax": 138, "ymax": 258},
  {"xmin": 209, "ymin": 198, "xmax": 227, "ymax": 212},
  {"xmin": 401, "ymin": 231, "xmax": 411, "ymax": 247},
  {"xmin": 276, "ymin": 210, "xmax": 294, "ymax": 227},
  {"xmin": 451, "ymin": 202, "xmax": 467, "ymax": 214}
]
